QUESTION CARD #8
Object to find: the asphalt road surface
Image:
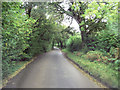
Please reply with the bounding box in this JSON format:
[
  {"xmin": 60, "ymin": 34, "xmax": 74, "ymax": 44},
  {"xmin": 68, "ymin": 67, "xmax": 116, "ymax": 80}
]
[{"xmin": 4, "ymin": 49, "xmax": 100, "ymax": 88}]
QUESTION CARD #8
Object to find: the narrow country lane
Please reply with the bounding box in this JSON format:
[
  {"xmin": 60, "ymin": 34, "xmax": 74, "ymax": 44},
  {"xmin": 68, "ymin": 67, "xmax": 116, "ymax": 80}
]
[{"xmin": 4, "ymin": 49, "xmax": 100, "ymax": 88}]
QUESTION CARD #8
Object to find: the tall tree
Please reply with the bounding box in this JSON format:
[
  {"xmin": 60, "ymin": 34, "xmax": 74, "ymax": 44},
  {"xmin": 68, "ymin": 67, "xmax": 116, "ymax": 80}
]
[{"xmin": 50, "ymin": 1, "xmax": 118, "ymax": 47}]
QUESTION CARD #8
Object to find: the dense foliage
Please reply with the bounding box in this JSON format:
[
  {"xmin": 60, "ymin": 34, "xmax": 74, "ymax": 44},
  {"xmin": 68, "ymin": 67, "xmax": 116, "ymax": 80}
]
[
  {"xmin": 66, "ymin": 35, "xmax": 82, "ymax": 52},
  {"xmin": 2, "ymin": 2, "xmax": 62, "ymax": 79},
  {"xmin": 52, "ymin": 2, "xmax": 118, "ymax": 47},
  {"xmin": 61, "ymin": 1, "xmax": 119, "ymax": 88},
  {"xmin": 1, "ymin": 1, "xmax": 120, "ymax": 88},
  {"xmin": 62, "ymin": 49, "xmax": 118, "ymax": 88},
  {"xmin": 61, "ymin": 2, "xmax": 119, "ymax": 58}
]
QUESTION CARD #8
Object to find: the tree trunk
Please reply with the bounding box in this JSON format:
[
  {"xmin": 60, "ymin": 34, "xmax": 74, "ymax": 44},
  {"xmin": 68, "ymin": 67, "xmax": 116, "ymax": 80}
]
[
  {"xmin": 57, "ymin": 41, "xmax": 60, "ymax": 47},
  {"xmin": 80, "ymin": 30, "xmax": 87, "ymax": 48},
  {"xmin": 52, "ymin": 40, "xmax": 54, "ymax": 49},
  {"xmin": 60, "ymin": 40, "xmax": 63, "ymax": 48}
]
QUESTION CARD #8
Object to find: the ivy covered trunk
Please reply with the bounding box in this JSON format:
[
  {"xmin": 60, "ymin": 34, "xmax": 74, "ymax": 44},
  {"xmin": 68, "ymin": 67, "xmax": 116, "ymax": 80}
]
[{"xmin": 80, "ymin": 30, "xmax": 87, "ymax": 47}]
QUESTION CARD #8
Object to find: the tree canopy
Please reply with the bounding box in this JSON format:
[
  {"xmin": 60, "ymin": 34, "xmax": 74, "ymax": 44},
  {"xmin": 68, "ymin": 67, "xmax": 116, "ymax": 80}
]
[{"xmin": 2, "ymin": 2, "xmax": 119, "ymax": 83}]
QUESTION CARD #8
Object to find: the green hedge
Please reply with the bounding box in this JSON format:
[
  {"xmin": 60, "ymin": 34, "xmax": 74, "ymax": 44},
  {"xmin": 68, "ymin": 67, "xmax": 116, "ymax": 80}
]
[{"xmin": 66, "ymin": 36, "xmax": 82, "ymax": 52}]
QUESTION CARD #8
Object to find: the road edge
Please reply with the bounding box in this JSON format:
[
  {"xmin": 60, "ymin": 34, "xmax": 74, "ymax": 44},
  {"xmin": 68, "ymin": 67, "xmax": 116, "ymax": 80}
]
[
  {"xmin": 1, "ymin": 55, "xmax": 38, "ymax": 88},
  {"xmin": 61, "ymin": 51, "xmax": 109, "ymax": 89}
]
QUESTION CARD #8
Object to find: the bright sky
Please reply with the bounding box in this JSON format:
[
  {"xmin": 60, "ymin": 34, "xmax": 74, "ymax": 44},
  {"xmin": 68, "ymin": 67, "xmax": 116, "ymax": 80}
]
[
  {"xmin": 60, "ymin": 1, "xmax": 80, "ymax": 32},
  {"xmin": 27, "ymin": 1, "xmax": 80, "ymax": 32},
  {"xmin": 61, "ymin": 15, "xmax": 80, "ymax": 32}
]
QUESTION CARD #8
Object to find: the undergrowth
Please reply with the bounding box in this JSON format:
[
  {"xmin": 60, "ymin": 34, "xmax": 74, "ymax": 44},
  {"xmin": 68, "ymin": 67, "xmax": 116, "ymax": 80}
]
[{"xmin": 62, "ymin": 49, "xmax": 119, "ymax": 88}]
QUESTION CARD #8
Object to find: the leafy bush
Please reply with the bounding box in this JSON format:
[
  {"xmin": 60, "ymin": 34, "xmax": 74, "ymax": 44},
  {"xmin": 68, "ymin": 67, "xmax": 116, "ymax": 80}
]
[
  {"xmin": 83, "ymin": 50, "xmax": 104, "ymax": 62},
  {"xmin": 108, "ymin": 59, "xmax": 120, "ymax": 71},
  {"xmin": 78, "ymin": 50, "xmax": 120, "ymax": 71},
  {"xmin": 63, "ymin": 49, "xmax": 118, "ymax": 88},
  {"xmin": 2, "ymin": 2, "xmax": 54, "ymax": 79},
  {"xmin": 2, "ymin": 2, "xmax": 33, "ymax": 78},
  {"xmin": 109, "ymin": 47, "xmax": 120, "ymax": 59},
  {"xmin": 87, "ymin": 30, "xmax": 120, "ymax": 53},
  {"xmin": 73, "ymin": 51, "xmax": 84, "ymax": 57},
  {"xmin": 66, "ymin": 36, "xmax": 82, "ymax": 52}
]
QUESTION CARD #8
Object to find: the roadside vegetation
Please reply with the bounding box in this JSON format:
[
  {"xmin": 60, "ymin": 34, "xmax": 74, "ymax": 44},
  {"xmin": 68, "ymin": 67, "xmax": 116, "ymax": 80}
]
[
  {"xmin": 2, "ymin": 2, "xmax": 66, "ymax": 79},
  {"xmin": 1, "ymin": 1, "xmax": 119, "ymax": 89},
  {"xmin": 62, "ymin": 49, "xmax": 119, "ymax": 88},
  {"xmin": 58, "ymin": 2, "xmax": 119, "ymax": 88}
]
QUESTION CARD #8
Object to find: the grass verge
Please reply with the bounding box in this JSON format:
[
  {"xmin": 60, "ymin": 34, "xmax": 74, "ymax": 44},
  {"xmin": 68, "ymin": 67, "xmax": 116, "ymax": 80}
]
[{"xmin": 62, "ymin": 49, "xmax": 118, "ymax": 89}]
